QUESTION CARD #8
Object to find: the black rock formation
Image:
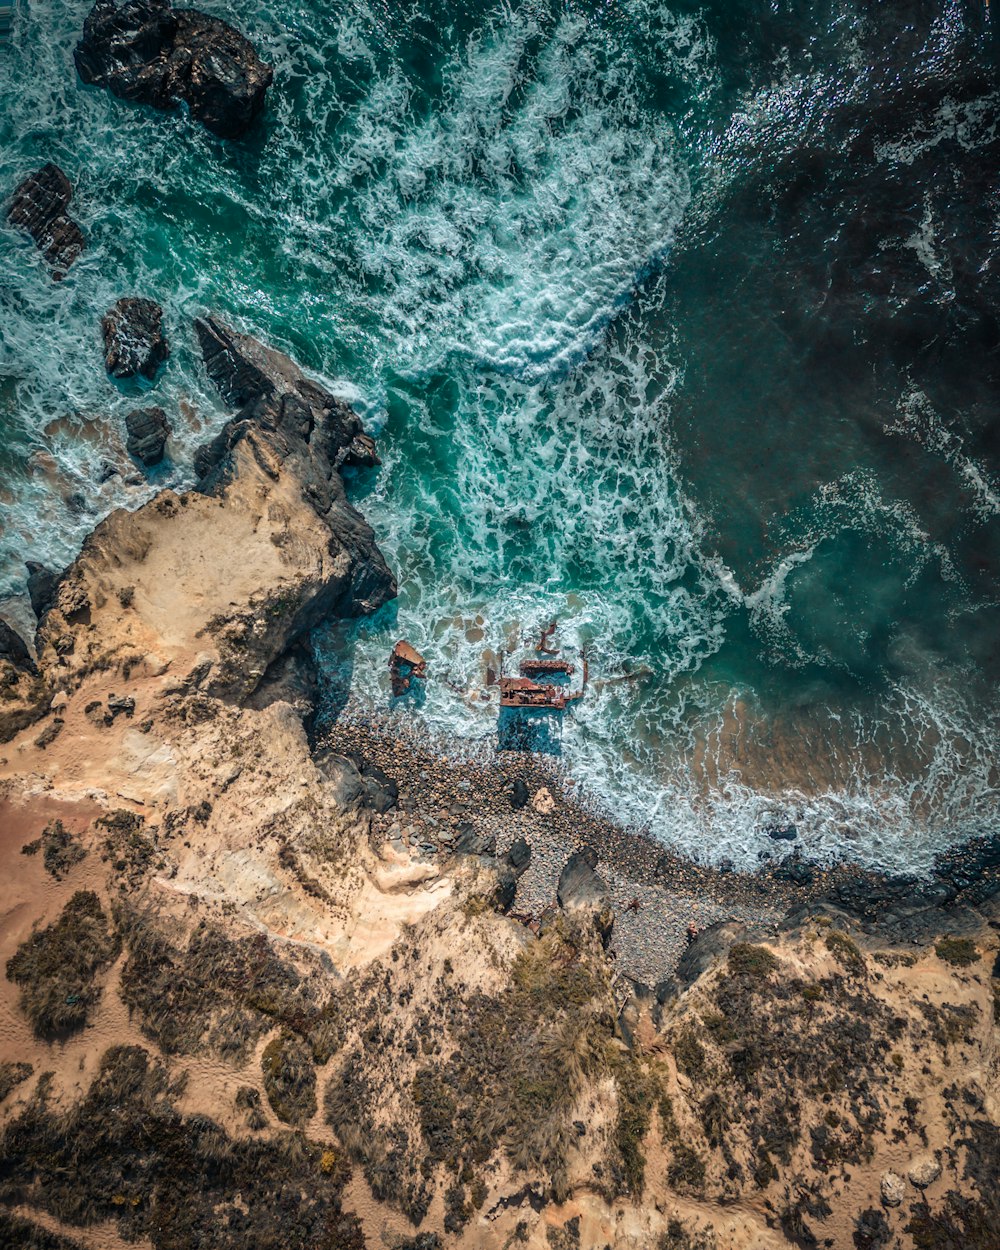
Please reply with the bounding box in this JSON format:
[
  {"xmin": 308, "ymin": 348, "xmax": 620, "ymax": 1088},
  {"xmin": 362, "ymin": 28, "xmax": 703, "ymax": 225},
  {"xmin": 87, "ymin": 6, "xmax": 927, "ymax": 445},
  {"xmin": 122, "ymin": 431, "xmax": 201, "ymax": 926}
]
[
  {"xmin": 75, "ymin": 0, "xmax": 272, "ymax": 140},
  {"xmin": 0, "ymin": 620, "xmax": 35, "ymax": 673},
  {"xmin": 25, "ymin": 562, "xmax": 60, "ymax": 621},
  {"xmin": 125, "ymin": 406, "xmax": 171, "ymax": 465},
  {"xmin": 103, "ymin": 298, "xmax": 169, "ymax": 380},
  {"xmin": 7, "ymin": 164, "xmax": 85, "ymax": 279}
]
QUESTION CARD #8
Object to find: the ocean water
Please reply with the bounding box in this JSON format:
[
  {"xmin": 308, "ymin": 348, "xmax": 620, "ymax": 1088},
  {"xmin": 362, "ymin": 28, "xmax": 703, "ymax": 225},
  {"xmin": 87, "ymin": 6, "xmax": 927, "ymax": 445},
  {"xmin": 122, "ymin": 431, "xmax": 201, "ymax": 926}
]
[{"xmin": 2, "ymin": 0, "xmax": 999, "ymax": 872}]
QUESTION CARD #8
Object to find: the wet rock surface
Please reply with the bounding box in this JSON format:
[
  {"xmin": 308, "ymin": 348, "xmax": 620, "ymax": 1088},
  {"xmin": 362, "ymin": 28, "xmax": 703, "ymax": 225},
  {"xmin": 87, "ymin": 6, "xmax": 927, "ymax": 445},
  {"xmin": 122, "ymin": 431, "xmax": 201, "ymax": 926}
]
[
  {"xmin": 75, "ymin": 0, "xmax": 272, "ymax": 139},
  {"xmin": 103, "ymin": 298, "xmax": 169, "ymax": 380},
  {"xmin": 7, "ymin": 163, "xmax": 85, "ymax": 278},
  {"xmin": 125, "ymin": 405, "xmax": 171, "ymax": 465}
]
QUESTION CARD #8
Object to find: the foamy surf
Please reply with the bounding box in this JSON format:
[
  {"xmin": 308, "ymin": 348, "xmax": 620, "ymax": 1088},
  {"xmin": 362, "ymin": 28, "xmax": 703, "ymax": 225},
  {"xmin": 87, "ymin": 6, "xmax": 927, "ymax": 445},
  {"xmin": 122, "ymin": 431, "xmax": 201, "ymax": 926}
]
[{"xmin": 2, "ymin": 0, "xmax": 999, "ymax": 881}]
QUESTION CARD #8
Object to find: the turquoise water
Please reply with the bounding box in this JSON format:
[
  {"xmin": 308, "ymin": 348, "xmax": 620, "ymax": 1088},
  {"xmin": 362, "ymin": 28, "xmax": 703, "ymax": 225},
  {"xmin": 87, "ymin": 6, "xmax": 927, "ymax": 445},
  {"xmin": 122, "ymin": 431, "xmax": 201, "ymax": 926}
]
[{"xmin": 2, "ymin": 0, "xmax": 999, "ymax": 870}]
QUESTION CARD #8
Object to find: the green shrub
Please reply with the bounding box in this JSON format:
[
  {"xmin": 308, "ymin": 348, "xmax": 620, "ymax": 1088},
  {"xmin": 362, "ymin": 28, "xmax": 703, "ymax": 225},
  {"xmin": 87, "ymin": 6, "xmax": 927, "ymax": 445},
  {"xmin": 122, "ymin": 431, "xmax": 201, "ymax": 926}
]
[
  {"xmin": 935, "ymin": 937, "xmax": 980, "ymax": 968},
  {"xmin": 0, "ymin": 1062, "xmax": 33, "ymax": 1104},
  {"xmin": 727, "ymin": 942, "xmax": 778, "ymax": 979},
  {"xmin": 825, "ymin": 931, "xmax": 866, "ymax": 975}
]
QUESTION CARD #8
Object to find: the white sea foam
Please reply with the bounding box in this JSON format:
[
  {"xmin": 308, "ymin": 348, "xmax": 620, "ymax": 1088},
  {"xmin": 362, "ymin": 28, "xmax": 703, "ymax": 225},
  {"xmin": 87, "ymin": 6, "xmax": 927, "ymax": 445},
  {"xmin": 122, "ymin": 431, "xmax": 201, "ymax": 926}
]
[{"xmin": 2, "ymin": 0, "xmax": 998, "ymax": 878}]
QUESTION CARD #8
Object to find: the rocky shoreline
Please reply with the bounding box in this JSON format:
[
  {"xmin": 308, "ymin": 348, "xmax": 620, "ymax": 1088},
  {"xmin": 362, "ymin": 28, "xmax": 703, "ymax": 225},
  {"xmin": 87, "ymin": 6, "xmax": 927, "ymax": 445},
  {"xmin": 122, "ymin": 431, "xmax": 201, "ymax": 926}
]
[{"xmin": 0, "ymin": 308, "xmax": 997, "ymax": 1248}]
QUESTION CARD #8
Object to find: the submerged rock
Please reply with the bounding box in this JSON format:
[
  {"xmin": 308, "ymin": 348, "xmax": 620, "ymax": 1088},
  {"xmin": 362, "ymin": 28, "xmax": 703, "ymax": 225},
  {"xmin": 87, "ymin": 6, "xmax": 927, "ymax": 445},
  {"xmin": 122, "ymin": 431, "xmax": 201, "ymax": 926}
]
[
  {"xmin": 7, "ymin": 163, "xmax": 85, "ymax": 279},
  {"xmin": 125, "ymin": 406, "xmax": 171, "ymax": 465},
  {"xmin": 103, "ymin": 298, "xmax": 169, "ymax": 380},
  {"xmin": 75, "ymin": 0, "xmax": 272, "ymax": 139}
]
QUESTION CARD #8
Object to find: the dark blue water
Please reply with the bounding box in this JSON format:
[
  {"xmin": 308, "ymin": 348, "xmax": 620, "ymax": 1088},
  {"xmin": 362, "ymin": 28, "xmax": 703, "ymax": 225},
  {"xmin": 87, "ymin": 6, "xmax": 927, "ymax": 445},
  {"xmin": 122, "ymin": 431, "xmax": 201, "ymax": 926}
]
[{"xmin": 1, "ymin": 0, "xmax": 998, "ymax": 869}]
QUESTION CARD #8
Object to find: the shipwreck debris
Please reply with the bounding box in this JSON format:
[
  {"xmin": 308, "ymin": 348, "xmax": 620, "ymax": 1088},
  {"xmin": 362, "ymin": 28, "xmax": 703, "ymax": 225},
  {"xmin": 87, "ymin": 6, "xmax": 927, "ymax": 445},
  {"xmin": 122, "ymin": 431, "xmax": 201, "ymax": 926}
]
[{"xmin": 389, "ymin": 640, "xmax": 427, "ymax": 697}]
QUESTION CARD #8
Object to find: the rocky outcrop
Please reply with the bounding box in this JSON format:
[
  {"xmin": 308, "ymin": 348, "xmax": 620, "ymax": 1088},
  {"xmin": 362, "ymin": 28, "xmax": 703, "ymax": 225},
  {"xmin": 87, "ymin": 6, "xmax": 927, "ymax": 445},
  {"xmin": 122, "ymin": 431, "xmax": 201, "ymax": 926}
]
[
  {"xmin": 0, "ymin": 619, "xmax": 34, "ymax": 673},
  {"xmin": 7, "ymin": 164, "xmax": 85, "ymax": 279},
  {"xmin": 32, "ymin": 317, "xmax": 394, "ymax": 703},
  {"xmin": 194, "ymin": 315, "xmax": 380, "ymax": 475},
  {"xmin": 102, "ymin": 298, "xmax": 169, "ymax": 380},
  {"xmin": 25, "ymin": 561, "xmax": 60, "ymax": 621},
  {"xmin": 125, "ymin": 406, "xmax": 171, "ymax": 465},
  {"xmin": 557, "ymin": 846, "xmax": 614, "ymax": 947},
  {"xmin": 74, "ymin": 0, "xmax": 272, "ymax": 139}
]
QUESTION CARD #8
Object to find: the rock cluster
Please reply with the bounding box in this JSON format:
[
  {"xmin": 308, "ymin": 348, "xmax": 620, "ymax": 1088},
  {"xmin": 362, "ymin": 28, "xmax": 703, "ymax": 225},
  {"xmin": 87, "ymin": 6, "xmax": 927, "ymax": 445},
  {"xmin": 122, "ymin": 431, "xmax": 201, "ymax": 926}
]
[
  {"xmin": 125, "ymin": 406, "xmax": 171, "ymax": 465},
  {"xmin": 75, "ymin": 0, "xmax": 272, "ymax": 140},
  {"xmin": 7, "ymin": 163, "xmax": 85, "ymax": 279},
  {"xmin": 102, "ymin": 297, "xmax": 169, "ymax": 380}
]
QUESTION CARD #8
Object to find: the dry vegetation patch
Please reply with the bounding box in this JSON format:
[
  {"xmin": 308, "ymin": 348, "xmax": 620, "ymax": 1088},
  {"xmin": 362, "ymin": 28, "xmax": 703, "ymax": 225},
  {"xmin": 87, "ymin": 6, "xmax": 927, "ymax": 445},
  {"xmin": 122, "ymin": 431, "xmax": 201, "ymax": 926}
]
[{"xmin": 6, "ymin": 891, "xmax": 120, "ymax": 1038}]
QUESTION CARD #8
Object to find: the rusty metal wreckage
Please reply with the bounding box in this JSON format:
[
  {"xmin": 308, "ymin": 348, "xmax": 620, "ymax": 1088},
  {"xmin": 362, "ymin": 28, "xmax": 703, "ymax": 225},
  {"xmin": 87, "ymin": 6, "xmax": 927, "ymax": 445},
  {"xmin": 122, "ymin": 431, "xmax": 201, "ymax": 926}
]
[{"xmin": 387, "ymin": 622, "xmax": 589, "ymax": 714}]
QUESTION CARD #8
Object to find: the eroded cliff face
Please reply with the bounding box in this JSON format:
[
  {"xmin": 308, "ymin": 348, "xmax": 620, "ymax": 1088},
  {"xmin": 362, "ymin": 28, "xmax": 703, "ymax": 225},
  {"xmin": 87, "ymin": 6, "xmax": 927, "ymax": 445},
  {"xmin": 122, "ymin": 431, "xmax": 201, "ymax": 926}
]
[{"xmin": 0, "ymin": 326, "xmax": 998, "ymax": 1250}]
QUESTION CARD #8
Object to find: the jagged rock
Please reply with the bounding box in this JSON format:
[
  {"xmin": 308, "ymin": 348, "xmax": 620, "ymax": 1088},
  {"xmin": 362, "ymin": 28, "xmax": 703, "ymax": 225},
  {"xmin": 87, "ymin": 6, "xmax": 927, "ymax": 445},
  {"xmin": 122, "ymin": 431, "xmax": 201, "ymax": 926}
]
[
  {"xmin": 880, "ymin": 1170, "xmax": 906, "ymax": 1207},
  {"xmin": 907, "ymin": 1154, "xmax": 941, "ymax": 1188},
  {"xmin": 7, "ymin": 164, "xmax": 85, "ymax": 278},
  {"xmin": 26, "ymin": 562, "xmax": 60, "ymax": 621},
  {"xmin": 0, "ymin": 620, "xmax": 35, "ymax": 673},
  {"xmin": 361, "ymin": 763, "xmax": 398, "ymax": 814},
  {"xmin": 766, "ymin": 824, "xmax": 798, "ymax": 841},
  {"xmin": 125, "ymin": 406, "xmax": 171, "ymax": 465},
  {"xmin": 103, "ymin": 299, "xmax": 169, "ymax": 380},
  {"xmin": 557, "ymin": 847, "xmax": 614, "ymax": 947},
  {"xmin": 75, "ymin": 0, "xmax": 272, "ymax": 140},
  {"xmin": 454, "ymin": 824, "xmax": 496, "ymax": 857},
  {"xmin": 774, "ymin": 854, "xmax": 816, "ymax": 886},
  {"xmin": 491, "ymin": 838, "xmax": 532, "ymax": 913},
  {"xmin": 194, "ymin": 315, "xmax": 378, "ymax": 479}
]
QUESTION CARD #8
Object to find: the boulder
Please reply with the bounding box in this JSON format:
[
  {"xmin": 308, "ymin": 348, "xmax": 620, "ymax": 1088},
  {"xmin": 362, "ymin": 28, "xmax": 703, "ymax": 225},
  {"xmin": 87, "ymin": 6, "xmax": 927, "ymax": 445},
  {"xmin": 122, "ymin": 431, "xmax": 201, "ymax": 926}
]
[
  {"xmin": 557, "ymin": 847, "xmax": 614, "ymax": 947},
  {"xmin": 75, "ymin": 0, "xmax": 272, "ymax": 140},
  {"xmin": 125, "ymin": 406, "xmax": 171, "ymax": 465},
  {"xmin": 103, "ymin": 298, "xmax": 169, "ymax": 380},
  {"xmin": 492, "ymin": 837, "xmax": 533, "ymax": 913},
  {"xmin": 509, "ymin": 777, "xmax": 529, "ymax": 809},
  {"xmin": 675, "ymin": 920, "xmax": 749, "ymax": 988},
  {"xmin": 907, "ymin": 1154, "xmax": 941, "ymax": 1189},
  {"xmin": 7, "ymin": 164, "xmax": 85, "ymax": 278},
  {"xmin": 880, "ymin": 1170, "xmax": 905, "ymax": 1207}
]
